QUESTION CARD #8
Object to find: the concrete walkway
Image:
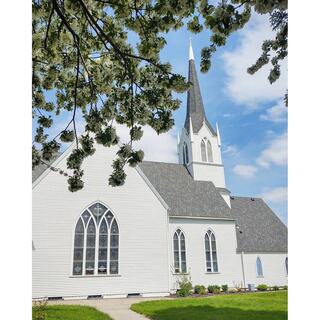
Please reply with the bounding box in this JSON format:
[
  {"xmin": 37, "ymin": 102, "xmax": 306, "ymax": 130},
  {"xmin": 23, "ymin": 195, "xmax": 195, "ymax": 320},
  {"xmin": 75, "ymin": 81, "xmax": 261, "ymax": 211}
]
[{"xmin": 49, "ymin": 296, "xmax": 168, "ymax": 320}]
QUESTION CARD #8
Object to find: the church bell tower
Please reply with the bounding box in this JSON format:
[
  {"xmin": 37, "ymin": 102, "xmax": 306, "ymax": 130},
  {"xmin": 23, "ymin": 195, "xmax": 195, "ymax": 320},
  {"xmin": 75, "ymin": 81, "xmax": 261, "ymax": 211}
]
[{"xmin": 177, "ymin": 40, "xmax": 230, "ymax": 207}]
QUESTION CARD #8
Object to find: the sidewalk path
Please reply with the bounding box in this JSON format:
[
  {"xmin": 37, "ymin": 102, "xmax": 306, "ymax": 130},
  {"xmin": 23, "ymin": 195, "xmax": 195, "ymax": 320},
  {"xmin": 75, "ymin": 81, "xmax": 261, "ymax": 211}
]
[{"xmin": 49, "ymin": 296, "xmax": 169, "ymax": 320}]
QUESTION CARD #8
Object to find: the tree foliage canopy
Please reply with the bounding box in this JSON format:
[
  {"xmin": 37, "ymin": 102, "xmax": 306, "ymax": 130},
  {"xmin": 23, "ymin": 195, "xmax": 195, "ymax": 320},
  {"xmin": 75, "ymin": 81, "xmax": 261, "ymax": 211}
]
[{"xmin": 32, "ymin": 0, "xmax": 287, "ymax": 191}]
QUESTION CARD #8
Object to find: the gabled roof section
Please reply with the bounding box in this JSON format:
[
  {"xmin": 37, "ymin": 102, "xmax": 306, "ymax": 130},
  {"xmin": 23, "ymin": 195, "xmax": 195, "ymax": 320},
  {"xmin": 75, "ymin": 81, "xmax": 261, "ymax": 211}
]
[
  {"xmin": 184, "ymin": 42, "xmax": 216, "ymax": 136},
  {"xmin": 231, "ymin": 196, "xmax": 287, "ymax": 253},
  {"xmin": 138, "ymin": 161, "xmax": 231, "ymax": 218},
  {"xmin": 32, "ymin": 153, "xmax": 61, "ymax": 183}
]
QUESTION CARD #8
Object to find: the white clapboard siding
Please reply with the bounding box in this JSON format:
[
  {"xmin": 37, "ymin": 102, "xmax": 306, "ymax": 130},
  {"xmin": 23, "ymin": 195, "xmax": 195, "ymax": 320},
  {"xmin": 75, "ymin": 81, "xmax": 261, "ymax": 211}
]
[
  {"xmin": 169, "ymin": 217, "xmax": 243, "ymax": 289},
  {"xmin": 241, "ymin": 253, "xmax": 288, "ymax": 287},
  {"xmin": 32, "ymin": 143, "xmax": 169, "ymax": 298}
]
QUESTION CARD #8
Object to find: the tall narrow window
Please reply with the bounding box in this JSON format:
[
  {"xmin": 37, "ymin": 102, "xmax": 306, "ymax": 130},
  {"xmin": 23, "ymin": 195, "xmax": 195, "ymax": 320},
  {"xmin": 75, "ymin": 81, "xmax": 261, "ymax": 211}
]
[
  {"xmin": 256, "ymin": 257, "xmax": 263, "ymax": 276},
  {"xmin": 173, "ymin": 229, "xmax": 187, "ymax": 273},
  {"xmin": 207, "ymin": 140, "xmax": 213, "ymax": 162},
  {"xmin": 182, "ymin": 145, "xmax": 186, "ymax": 165},
  {"xmin": 205, "ymin": 230, "xmax": 218, "ymax": 272},
  {"xmin": 184, "ymin": 144, "xmax": 189, "ymax": 164},
  {"xmin": 73, "ymin": 202, "xmax": 119, "ymax": 276},
  {"xmin": 201, "ymin": 140, "xmax": 207, "ymax": 162},
  {"xmin": 285, "ymin": 257, "xmax": 288, "ymax": 275}
]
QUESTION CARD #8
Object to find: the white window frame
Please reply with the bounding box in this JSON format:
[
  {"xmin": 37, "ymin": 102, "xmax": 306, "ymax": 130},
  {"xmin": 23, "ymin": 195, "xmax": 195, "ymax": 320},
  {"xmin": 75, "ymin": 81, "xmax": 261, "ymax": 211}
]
[
  {"xmin": 71, "ymin": 202, "xmax": 120, "ymax": 276},
  {"xmin": 173, "ymin": 229, "xmax": 187, "ymax": 274},
  {"xmin": 204, "ymin": 229, "xmax": 219, "ymax": 273},
  {"xmin": 285, "ymin": 257, "xmax": 288, "ymax": 276},
  {"xmin": 256, "ymin": 256, "xmax": 263, "ymax": 277},
  {"xmin": 201, "ymin": 138, "xmax": 213, "ymax": 163}
]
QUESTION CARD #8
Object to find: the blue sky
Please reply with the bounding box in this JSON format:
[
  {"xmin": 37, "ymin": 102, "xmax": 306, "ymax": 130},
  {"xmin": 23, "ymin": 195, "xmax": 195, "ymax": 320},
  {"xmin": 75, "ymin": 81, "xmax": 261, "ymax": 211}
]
[
  {"xmin": 157, "ymin": 13, "xmax": 288, "ymax": 224},
  {"xmin": 37, "ymin": 13, "xmax": 287, "ymax": 224}
]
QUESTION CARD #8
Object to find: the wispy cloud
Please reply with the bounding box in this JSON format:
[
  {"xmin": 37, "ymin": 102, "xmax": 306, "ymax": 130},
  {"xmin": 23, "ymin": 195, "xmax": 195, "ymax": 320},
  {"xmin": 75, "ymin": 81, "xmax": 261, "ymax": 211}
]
[
  {"xmin": 221, "ymin": 14, "xmax": 287, "ymax": 108},
  {"xmin": 233, "ymin": 164, "xmax": 257, "ymax": 179},
  {"xmin": 257, "ymin": 132, "xmax": 287, "ymax": 168},
  {"xmin": 261, "ymin": 187, "xmax": 287, "ymax": 203},
  {"xmin": 260, "ymin": 100, "xmax": 287, "ymax": 123},
  {"xmin": 223, "ymin": 144, "xmax": 239, "ymax": 157}
]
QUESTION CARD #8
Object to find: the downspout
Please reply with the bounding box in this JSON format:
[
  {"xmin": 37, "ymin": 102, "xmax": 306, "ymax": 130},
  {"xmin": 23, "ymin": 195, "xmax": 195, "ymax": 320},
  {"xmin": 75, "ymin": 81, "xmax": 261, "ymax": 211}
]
[{"xmin": 241, "ymin": 251, "xmax": 247, "ymax": 289}]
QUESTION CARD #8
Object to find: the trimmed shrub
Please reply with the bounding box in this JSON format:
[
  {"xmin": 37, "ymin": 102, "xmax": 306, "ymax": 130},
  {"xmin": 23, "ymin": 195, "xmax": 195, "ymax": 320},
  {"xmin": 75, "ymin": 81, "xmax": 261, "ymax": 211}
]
[
  {"xmin": 176, "ymin": 274, "xmax": 192, "ymax": 297},
  {"xmin": 221, "ymin": 284, "xmax": 228, "ymax": 292},
  {"xmin": 208, "ymin": 285, "xmax": 220, "ymax": 293},
  {"xmin": 177, "ymin": 288, "xmax": 191, "ymax": 297},
  {"xmin": 272, "ymin": 285, "xmax": 279, "ymax": 291},
  {"xmin": 194, "ymin": 285, "xmax": 206, "ymax": 295},
  {"xmin": 257, "ymin": 284, "xmax": 268, "ymax": 291}
]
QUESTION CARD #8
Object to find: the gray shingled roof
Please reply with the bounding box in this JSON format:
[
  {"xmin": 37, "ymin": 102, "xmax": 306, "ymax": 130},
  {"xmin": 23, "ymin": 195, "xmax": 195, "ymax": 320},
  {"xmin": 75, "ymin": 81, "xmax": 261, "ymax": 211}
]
[
  {"xmin": 184, "ymin": 59, "xmax": 216, "ymax": 136},
  {"xmin": 138, "ymin": 161, "xmax": 231, "ymax": 218},
  {"xmin": 32, "ymin": 153, "xmax": 60, "ymax": 183},
  {"xmin": 230, "ymin": 196, "xmax": 287, "ymax": 253}
]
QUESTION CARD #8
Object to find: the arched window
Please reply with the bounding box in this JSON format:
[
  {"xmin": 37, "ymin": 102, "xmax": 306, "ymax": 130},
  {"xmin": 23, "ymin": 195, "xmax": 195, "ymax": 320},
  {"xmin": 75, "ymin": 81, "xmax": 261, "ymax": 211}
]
[
  {"xmin": 73, "ymin": 202, "xmax": 119, "ymax": 276},
  {"xmin": 205, "ymin": 230, "xmax": 218, "ymax": 272},
  {"xmin": 173, "ymin": 229, "xmax": 187, "ymax": 273},
  {"xmin": 207, "ymin": 140, "xmax": 213, "ymax": 162},
  {"xmin": 182, "ymin": 145, "xmax": 186, "ymax": 165},
  {"xmin": 201, "ymin": 140, "xmax": 207, "ymax": 162},
  {"xmin": 285, "ymin": 257, "xmax": 288, "ymax": 275},
  {"xmin": 184, "ymin": 144, "xmax": 189, "ymax": 164},
  {"xmin": 256, "ymin": 257, "xmax": 263, "ymax": 277}
]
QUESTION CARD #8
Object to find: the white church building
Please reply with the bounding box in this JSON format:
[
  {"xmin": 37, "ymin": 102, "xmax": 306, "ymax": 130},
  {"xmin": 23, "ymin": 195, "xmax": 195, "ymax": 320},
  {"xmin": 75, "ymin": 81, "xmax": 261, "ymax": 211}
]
[{"xmin": 32, "ymin": 43, "xmax": 288, "ymax": 300}]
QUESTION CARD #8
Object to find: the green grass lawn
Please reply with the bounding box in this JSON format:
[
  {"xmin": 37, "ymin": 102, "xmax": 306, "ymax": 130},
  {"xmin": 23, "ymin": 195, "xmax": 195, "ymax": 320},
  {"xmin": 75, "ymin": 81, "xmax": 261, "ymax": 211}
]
[
  {"xmin": 32, "ymin": 305, "xmax": 112, "ymax": 320},
  {"xmin": 131, "ymin": 291, "xmax": 287, "ymax": 320}
]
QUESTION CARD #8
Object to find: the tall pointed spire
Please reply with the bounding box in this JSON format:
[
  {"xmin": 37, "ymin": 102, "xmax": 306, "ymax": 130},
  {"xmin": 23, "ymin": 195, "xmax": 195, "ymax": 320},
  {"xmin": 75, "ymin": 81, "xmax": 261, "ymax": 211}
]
[
  {"xmin": 189, "ymin": 38, "xmax": 194, "ymax": 60},
  {"xmin": 184, "ymin": 40, "xmax": 216, "ymax": 136}
]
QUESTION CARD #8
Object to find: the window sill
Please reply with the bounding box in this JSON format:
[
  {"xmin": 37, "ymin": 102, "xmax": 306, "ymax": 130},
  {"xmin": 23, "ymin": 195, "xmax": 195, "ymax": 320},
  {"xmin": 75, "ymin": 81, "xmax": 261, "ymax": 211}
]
[
  {"xmin": 70, "ymin": 274, "xmax": 121, "ymax": 278},
  {"xmin": 205, "ymin": 272, "xmax": 220, "ymax": 274},
  {"xmin": 256, "ymin": 276, "xmax": 264, "ymax": 278},
  {"xmin": 172, "ymin": 272, "xmax": 190, "ymax": 275}
]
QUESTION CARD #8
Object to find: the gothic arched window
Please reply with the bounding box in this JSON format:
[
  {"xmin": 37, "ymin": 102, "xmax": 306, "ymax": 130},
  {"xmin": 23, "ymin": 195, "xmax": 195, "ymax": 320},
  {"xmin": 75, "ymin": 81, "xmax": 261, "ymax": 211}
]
[
  {"xmin": 182, "ymin": 145, "xmax": 186, "ymax": 164},
  {"xmin": 285, "ymin": 257, "xmax": 288, "ymax": 275},
  {"xmin": 184, "ymin": 143, "xmax": 189, "ymax": 164},
  {"xmin": 201, "ymin": 140, "xmax": 207, "ymax": 162},
  {"xmin": 205, "ymin": 230, "xmax": 218, "ymax": 272},
  {"xmin": 256, "ymin": 257, "xmax": 263, "ymax": 277},
  {"xmin": 207, "ymin": 140, "xmax": 213, "ymax": 162},
  {"xmin": 173, "ymin": 229, "xmax": 187, "ymax": 273},
  {"xmin": 73, "ymin": 202, "xmax": 119, "ymax": 276}
]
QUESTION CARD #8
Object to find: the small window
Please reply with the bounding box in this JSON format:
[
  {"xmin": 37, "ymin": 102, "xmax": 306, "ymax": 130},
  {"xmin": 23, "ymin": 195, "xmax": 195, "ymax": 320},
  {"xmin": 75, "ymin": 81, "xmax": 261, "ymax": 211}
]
[
  {"xmin": 182, "ymin": 145, "xmax": 186, "ymax": 164},
  {"xmin": 173, "ymin": 229, "xmax": 187, "ymax": 273},
  {"xmin": 256, "ymin": 257, "xmax": 263, "ymax": 277},
  {"xmin": 201, "ymin": 140, "xmax": 207, "ymax": 162},
  {"xmin": 285, "ymin": 257, "xmax": 288, "ymax": 275},
  {"xmin": 207, "ymin": 140, "xmax": 213, "ymax": 162},
  {"xmin": 205, "ymin": 230, "xmax": 218, "ymax": 272},
  {"xmin": 184, "ymin": 144, "xmax": 189, "ymax": 164}
]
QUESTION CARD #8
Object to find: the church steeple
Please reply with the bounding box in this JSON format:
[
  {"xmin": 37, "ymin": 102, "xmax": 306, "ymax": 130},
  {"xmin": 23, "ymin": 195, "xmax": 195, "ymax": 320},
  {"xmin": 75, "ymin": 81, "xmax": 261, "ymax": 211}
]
[
  {"xmin": 184, "ymin": 40, "xmax": 216, "ymax": 136},
  {"xmin": 178, "ymin": 40, "xmax": 230, "ymax": 207}
]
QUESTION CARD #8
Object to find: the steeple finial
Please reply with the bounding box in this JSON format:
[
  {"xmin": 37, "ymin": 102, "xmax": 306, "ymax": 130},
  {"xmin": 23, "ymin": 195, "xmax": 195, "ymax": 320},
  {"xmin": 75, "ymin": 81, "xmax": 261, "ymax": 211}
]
[{"xmin": 189, "ymin": 38, "xmax": 194, "ymax": 61}]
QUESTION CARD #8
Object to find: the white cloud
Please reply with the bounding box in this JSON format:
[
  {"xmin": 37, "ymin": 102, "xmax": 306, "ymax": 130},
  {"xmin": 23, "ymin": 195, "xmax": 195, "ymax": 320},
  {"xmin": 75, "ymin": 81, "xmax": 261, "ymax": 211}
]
[
  {"xmin": 233, "ymin": 164, "xmax": 257, "ymax": 179},
  {"xmin": 223, "ymin": 144, "xmax": 239, "ymax": 157},
  {"xmin": 116, "ymin": 124, "xmax": 178, "ymax": 163},
  {"xmin": 257, "ymin": 132, "xmax": 287, "ymax": 167},
  {"xmin": 261, "ymin": 187, "xmax": 287, "ymax": 203},
  {"xmin": 222, "ymin": 14, "xmax": 287, "ymax": 107},
  {"xmin": 260, "ymin": 100, "xmax": 287, "ymax": 123}
]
